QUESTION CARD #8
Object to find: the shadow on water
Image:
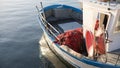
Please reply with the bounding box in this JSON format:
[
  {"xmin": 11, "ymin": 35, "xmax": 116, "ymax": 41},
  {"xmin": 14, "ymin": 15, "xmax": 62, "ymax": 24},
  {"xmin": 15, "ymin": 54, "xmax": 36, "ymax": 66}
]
[{"xmin": 40, "ymin": 56, "xmax": 55, "ymax": 68}]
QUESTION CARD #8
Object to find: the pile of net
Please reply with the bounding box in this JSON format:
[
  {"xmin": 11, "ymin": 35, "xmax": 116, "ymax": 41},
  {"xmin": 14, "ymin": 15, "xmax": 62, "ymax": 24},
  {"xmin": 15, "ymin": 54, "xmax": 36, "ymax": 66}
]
[{"xmin": 54, "ymin": 28, "xmax": 84, "ymax": 53}]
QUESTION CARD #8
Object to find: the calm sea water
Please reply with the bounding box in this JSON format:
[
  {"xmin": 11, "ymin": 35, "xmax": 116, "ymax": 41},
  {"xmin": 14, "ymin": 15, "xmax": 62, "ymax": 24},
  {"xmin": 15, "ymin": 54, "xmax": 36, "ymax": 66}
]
[{"xmin": 0, "ymin": 0, "xmax": 80, "ymax": 68}]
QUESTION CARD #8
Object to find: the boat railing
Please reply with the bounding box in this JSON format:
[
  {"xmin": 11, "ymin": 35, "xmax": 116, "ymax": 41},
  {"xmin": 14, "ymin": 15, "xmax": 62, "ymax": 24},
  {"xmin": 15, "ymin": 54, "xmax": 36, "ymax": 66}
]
[
  {"xmin": 40, "ymin": 13, "xmax": 60, "ymax": 34},
  {"xmin": 36, "ymin": 5, "xmax": 60, "ymax": 39},
  {"xmin": 39, "ymin": 12, "xmax": 60, "ymax": 40},
  {"xmin": 36, "ymin": 5, "xmax": 60, "ymax": 34}
]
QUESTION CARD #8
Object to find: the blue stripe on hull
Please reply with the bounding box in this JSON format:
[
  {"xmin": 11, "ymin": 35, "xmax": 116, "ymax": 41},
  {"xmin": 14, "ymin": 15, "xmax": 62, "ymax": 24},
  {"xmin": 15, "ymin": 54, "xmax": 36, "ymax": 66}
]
[{"xmin": 42, "ymin": 4, "xmax": 82, "ymax": 13}]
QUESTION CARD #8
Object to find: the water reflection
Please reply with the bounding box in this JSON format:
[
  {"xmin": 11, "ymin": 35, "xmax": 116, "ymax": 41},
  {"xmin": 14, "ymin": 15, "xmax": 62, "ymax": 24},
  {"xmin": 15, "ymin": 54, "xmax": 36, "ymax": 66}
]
[
  {"xmin": 0, "ymin": 0, "xmax": 42, "ymax": 68},
  {"xmin": 39, "ymin": 34, "xmax": 67, "ymax": 68}
]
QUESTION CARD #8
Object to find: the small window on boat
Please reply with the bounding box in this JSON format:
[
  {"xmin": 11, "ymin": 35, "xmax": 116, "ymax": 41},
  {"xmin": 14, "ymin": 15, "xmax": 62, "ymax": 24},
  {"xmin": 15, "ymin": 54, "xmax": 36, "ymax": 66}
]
[
  {"xmin": 99, "ymin": 13, "xmax": 109, "ymax": 29},
  {"xmin": 115, "ymin": 15, "xmax": 120, "ymax": 32}
]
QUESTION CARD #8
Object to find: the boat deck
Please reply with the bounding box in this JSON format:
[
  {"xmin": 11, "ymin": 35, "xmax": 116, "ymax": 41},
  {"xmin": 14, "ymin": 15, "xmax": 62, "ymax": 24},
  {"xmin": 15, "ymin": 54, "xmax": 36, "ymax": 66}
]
[
  {"xmin": 107, "ymin": 49, "xmax": 120, "ymax": 65},
  {"xmin": 97, "ymin": 49, "xmax": 120, "ymax": 66},
  {"xmin": 49, "ymin": 19, "xmax": 82, "ymax": 34}
]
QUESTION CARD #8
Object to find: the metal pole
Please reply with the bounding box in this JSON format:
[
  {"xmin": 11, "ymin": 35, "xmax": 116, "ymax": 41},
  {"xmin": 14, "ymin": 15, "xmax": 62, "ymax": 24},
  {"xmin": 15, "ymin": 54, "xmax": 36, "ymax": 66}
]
[
  {"xmin": 36, "ymin": 6, "xmax": 39, "ymax": 13},
  {"xmin": 40, "ymin": 2, "xmax": 46, "ymax": 20}
]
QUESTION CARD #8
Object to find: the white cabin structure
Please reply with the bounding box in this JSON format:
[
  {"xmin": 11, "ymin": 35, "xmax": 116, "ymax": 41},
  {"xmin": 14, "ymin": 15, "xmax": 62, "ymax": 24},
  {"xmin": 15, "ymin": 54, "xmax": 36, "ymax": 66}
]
[{"xmin": 83, "ymin": 0, "xmax": 120, "ymax": 52}]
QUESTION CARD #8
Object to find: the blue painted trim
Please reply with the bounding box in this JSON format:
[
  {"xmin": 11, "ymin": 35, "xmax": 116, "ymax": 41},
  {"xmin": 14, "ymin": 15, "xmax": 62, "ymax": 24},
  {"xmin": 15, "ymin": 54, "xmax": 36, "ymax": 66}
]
[
  {"xmin": 42, "ymin": 4, "xmax": 82, "ymax": 13},
  {"xmin": 55, "ymin": 43, "xmax": 120, "ymax": 68}
]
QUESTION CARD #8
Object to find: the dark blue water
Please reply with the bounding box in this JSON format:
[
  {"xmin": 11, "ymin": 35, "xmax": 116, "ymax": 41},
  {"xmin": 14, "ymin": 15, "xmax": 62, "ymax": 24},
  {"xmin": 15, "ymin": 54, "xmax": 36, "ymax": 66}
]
[
  {"xmin": 0, "ymin": 0, "xmax": 81, "ymax": 68},
  {"xmin": 0, "ymin": 0, "xmax": 42, "ymax": 68}
]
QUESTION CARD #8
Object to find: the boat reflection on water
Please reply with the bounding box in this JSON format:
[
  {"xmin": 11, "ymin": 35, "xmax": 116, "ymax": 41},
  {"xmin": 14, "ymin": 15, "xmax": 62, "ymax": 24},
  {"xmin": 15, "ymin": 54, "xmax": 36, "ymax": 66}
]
[{"xmin": 39, "ymin": 33, "xmax": 68, "ymax": 68}]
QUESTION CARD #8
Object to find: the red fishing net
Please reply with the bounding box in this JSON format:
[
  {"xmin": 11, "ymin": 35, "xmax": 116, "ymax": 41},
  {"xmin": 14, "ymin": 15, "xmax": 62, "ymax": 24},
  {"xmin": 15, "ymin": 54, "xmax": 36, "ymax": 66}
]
[{"xmin": 54, "ymin": 28, "xmax": 84, "ymax": 53}]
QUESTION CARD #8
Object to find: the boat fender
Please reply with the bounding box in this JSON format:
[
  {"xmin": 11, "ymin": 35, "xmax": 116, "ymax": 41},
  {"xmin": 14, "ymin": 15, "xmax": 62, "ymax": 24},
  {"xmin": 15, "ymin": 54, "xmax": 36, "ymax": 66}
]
[{"xmin": 85, "ymin": 30, "xmax": 94, "ymax": 57}]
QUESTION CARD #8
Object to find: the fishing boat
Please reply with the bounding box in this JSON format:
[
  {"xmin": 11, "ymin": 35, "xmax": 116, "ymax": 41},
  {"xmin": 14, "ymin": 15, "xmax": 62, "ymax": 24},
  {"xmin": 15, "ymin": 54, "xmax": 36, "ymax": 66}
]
[{"xmin": 36, "ymin": 0, "xmax": 120, "ymax": 68}]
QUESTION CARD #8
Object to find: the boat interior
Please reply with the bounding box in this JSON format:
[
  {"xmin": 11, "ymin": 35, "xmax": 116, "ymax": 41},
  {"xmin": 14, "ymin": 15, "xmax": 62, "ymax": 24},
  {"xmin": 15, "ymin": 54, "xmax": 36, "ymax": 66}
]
[
  {"xmin": 40, "ymin": 7, "xmax": 88, "ymax": 56},
  {"xmin": 44, "ymin": 8, "xmax": 83, "ymax": 33}
]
